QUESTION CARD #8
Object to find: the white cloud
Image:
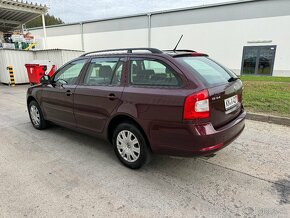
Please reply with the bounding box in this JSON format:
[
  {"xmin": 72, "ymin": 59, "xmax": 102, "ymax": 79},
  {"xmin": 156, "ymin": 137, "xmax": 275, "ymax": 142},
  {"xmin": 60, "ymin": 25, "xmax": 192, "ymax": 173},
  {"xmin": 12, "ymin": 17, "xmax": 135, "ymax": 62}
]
[{"xmin": 32, "ymin": 0, "xmax": 235, "ymax": 23}]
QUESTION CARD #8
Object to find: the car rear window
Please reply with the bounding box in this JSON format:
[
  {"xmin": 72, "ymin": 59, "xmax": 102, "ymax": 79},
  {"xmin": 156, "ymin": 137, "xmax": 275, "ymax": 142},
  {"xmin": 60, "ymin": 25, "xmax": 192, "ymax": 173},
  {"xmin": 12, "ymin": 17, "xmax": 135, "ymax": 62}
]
[{"xmin": 176, "ymin": 56, "xmax": 237, "ymax": 87}]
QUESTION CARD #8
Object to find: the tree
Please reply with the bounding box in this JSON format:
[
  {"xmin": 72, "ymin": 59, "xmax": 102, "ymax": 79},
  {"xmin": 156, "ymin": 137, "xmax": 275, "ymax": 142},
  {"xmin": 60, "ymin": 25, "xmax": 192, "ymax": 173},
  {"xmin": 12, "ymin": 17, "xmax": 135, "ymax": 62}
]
[{"xmin": 25, "ymin": 14, "xmax": 64, "ymax": 28}]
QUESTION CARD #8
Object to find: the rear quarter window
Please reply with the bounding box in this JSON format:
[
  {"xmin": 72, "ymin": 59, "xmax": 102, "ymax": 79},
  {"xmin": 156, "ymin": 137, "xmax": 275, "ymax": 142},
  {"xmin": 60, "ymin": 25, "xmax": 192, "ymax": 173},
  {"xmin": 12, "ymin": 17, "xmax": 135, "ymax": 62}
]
[
  {"xmin": 130, "ymin": 59, "xmax": 181, "ymax": 87},
  {"xmin": 176, "ymin": 57, "xmax": 237, "ymax": 87}
]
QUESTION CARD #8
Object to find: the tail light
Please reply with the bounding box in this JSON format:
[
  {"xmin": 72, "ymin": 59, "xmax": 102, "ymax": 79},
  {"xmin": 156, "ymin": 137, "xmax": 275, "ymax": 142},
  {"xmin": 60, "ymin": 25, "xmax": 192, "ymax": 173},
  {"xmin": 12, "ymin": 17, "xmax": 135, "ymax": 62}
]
[{"xmin": 183, "ymin": 90, "xmax": 210, "ymax": 120}]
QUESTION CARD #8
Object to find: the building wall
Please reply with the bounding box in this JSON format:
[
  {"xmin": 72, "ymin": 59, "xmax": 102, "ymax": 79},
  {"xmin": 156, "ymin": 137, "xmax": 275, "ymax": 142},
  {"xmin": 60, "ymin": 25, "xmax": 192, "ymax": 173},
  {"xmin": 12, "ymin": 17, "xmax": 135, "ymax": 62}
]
[
  {"xmin": 29, "ymin": 0, "xmax": 290, "ymax": 76},
  {"xmin": 31, "ymin": 16, "xmax": 148, "ymax": 51},
  {"xmin": 151, "ymin": 15, "xmax": 290, "ymax": 76},
  {"xmin": 31, "ymin": 26, "xmax": 83, "ymax": 50},
  {"xmin": 34, "ymin": 49, "xmax": 84, "ymax": 69},
  {"xmin": 83, "ymin": 28, "xmax": 148, "ymax": 51}
]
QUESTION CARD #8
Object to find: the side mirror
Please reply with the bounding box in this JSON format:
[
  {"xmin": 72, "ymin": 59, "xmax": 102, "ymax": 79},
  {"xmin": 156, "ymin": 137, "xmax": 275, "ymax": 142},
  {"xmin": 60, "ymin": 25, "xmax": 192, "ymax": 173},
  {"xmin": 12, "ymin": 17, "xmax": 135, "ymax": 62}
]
[{"xmin": 40, "ymin": 75, "xmax": 51, "ymax": 84}]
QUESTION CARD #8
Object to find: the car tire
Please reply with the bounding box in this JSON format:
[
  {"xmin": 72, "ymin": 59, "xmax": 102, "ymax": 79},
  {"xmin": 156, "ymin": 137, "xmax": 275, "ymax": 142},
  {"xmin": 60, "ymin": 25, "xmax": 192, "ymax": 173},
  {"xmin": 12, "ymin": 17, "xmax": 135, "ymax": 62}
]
[
  {"xmin": 112, "ymin": 123, "xmax": 152, "ymax": 169},
  {"xmin": 28, "ymin": 100, "xmax": 47, "ymax": 130}
]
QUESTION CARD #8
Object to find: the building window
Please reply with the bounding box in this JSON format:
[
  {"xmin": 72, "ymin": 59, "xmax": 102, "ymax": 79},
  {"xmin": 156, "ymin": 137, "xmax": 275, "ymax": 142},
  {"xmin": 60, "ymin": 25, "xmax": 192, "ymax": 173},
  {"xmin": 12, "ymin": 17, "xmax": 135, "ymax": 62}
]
[{"xmin": 241, "ymin": 46, "xmax": 276, "ymax": 76}]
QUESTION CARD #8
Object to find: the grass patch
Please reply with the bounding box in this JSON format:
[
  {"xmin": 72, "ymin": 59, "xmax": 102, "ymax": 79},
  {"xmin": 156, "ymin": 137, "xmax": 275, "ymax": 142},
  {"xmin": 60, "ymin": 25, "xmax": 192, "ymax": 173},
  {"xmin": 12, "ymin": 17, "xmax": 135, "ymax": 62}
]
[
  {"xmin": 240, "ymin": 75, "xmax": 290, "ymax": 82},
  {"xmin": 240, "ymin": 76, "xmax": 290, "ymax": 117}
]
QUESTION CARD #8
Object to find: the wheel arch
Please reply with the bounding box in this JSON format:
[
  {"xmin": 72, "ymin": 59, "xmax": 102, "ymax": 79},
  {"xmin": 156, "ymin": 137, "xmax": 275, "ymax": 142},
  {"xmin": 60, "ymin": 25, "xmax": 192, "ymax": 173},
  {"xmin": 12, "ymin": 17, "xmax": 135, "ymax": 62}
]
[
  {"xmin": 27, "ymin": 96, "xmax": 38, "ymax": 106},
  {"xmin": 107, "ymin": 114, "xmax": 151, "ymax": 150},
  {"xmin": 27, "ymin": 96, "xmax": 46, "ymax": 118}
]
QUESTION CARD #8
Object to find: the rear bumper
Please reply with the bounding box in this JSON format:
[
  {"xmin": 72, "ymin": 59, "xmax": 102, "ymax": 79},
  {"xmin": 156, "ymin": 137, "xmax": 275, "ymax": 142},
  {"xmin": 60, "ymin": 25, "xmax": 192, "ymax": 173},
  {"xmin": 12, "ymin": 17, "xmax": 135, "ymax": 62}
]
[{"xmin": 150, "ymin": 110, "xmax": 246, "ymax": 156}]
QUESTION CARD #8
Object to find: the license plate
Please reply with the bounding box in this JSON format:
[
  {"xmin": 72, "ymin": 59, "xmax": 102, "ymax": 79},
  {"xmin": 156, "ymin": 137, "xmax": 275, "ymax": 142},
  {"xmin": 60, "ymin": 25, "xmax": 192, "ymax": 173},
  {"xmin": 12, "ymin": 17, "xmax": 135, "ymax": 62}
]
[{"xmin": 224, "ymin": 95, "xmax": 238, "ymax": 110}]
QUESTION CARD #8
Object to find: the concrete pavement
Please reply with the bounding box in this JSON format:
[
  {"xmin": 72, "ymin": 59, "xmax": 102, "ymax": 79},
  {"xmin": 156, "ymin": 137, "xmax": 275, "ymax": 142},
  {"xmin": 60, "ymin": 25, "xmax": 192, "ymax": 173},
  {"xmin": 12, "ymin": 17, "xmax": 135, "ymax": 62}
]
[{"xmin": 0, "ymin": 84, "xmax": 289, "ymax": 217}]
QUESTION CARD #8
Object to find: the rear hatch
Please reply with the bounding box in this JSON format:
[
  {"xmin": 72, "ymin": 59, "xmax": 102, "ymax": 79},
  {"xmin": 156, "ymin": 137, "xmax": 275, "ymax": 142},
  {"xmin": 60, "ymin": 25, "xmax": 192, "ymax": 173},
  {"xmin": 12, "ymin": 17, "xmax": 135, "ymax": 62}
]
[{"xmin": 176, "ymin": 56, "xmax": 243, "ymax": 128}]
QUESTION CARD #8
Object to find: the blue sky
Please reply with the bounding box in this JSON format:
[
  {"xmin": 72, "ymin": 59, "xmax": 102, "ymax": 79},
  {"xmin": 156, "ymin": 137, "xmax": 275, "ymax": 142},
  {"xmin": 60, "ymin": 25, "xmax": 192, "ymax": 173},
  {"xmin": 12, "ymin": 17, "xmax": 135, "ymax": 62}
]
[{"xmin": 31, "ymin": 0, "xmax": 234, "ymax": 23}]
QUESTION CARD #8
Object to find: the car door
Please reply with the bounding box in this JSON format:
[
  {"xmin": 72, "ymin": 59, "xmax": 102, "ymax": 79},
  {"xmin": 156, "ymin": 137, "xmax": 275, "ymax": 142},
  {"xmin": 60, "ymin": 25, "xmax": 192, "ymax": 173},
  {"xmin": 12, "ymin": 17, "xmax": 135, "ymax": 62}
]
[
  {"xmin": 122, "ymin": 57, "xmax": 188, "ymax": 147},
  {"xmin": 74, "ymin": 57, "xmax": 125, "ymax": 133},
  {"xmin": 41, "ymin": 58, "xmax": 88, "ymax": 128},
  {"xmin": 123, "ymin": 57, "xmax": 186, "ymax": 122}
]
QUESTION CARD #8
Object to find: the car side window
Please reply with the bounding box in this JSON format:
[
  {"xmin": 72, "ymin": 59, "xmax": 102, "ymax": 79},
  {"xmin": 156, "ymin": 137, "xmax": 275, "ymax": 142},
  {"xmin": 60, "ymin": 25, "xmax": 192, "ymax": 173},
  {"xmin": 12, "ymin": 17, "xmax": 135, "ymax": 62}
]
[
  {"xmin": 54, "ymin": 59, "xmax": 87, "ymax": 85},
  {"xmin": 84, "ymin": 58, "xmax": 121, "ymax": 86},
  {"xmin": 130, "ymin": 59, "xmax": 180, "ymax": 86}
]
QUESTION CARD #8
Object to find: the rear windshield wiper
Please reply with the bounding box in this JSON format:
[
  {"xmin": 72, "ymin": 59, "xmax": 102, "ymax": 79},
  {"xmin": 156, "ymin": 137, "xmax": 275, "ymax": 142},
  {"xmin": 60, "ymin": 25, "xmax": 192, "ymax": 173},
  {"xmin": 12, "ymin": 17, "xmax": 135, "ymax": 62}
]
[{"xmin": 228, "ymin": 77, "xmax": 239, "ymax": 82}]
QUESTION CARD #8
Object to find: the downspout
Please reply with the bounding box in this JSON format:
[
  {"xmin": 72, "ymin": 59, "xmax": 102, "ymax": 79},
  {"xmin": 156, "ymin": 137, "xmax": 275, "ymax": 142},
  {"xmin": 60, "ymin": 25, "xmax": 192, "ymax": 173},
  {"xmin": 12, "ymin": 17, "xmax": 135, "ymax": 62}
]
[
  {"xmin": 41, "ymin": 14, "xmax": 47, "ymax": 49},
  {"xmin": 147, "ymin": 13, "xmax": 151, "ymax": 48},
  {"xmin": 80, "ymin": 22, "xmax": 84, "ymax": 51}
]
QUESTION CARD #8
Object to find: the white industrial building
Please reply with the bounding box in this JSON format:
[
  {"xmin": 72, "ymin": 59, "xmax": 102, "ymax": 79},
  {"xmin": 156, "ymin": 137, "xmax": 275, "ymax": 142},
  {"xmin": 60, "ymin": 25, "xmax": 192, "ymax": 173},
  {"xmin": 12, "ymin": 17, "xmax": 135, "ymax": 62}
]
[{"xmin": 28, "ymin": 0, "xmax": 290, "ymax": 77}]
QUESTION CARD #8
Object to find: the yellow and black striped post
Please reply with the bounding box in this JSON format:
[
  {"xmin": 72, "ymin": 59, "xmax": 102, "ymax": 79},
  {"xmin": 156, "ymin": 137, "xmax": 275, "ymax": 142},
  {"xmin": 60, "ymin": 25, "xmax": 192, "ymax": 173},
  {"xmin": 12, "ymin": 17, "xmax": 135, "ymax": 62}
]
[{"xmin": 7, "ymin": 66, "xmax": 15, "ymax": 86}]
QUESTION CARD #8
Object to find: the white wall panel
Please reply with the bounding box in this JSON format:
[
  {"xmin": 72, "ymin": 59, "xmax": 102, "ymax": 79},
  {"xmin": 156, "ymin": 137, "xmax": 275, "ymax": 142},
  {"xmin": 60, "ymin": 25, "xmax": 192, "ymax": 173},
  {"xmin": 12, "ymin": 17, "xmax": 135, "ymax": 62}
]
[
  {"xmin": 46, "ymin": 35, "xmax": 83, "ymax": 51},
  {"xmin": 0, "ymin": 50, "xmax": 9, "ymax": 83},
  {"xmin": 61, "ymin": 50, "xmax": 84, "ymax": 66},
  {"xmin": 83, "ymin": 28, "xmax": 148, "ymax": 51},
  {"xmin": 34, "ymin": 50, "xmax": 83, "ymax": 69},
  {"xmin": 34, "ymin": 50, "xmax": 62, "ymax": 69},
  {"xmin": 0, "ymin": 50, "xmax": 33, "ymax": 84}
]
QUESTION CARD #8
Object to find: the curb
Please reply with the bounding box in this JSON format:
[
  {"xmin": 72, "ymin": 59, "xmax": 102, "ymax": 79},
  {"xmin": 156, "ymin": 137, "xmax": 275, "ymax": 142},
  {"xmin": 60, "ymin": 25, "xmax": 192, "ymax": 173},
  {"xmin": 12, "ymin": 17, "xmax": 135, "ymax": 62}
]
[{"xmin": 246, "ymin": 112, "xmax": 290, "ymax": 127}]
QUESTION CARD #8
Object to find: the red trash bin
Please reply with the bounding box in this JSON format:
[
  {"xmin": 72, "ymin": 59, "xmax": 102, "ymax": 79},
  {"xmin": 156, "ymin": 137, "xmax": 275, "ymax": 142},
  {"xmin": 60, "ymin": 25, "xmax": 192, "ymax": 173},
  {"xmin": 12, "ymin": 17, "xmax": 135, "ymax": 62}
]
[{"xmin": 25, "ymin": 60, "xmax": 56, "ymax": 85}]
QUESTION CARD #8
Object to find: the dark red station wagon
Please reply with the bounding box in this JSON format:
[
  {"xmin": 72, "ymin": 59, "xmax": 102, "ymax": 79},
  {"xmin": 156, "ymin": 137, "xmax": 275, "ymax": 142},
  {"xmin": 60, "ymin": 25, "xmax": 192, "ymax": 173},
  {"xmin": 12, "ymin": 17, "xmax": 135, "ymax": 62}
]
[{"xmin": 27, "ymin": 48, "xmax": 246, "ymax": 169}]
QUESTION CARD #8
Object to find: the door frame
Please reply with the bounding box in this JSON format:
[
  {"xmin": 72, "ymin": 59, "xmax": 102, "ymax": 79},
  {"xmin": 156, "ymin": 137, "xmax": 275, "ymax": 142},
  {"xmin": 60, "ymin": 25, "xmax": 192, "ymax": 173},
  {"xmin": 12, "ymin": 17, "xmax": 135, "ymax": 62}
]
[
  {"xmin": 40, "ymin": 58, "xmax": 90, "ymax": 127},
  {"xmin": 241, "ymin": 45, "xmax": 277, "ymax": 76},
  {"xmin": 73, "ymin": 55, "xmax": 128, "ymax": 133}
]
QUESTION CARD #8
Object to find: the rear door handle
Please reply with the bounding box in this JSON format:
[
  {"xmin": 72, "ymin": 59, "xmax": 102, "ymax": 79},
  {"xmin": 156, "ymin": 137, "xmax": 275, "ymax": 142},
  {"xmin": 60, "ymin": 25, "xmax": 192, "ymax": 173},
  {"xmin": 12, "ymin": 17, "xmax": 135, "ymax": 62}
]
[
  {"xmin": 108, "ymin": 93, "xmax": 117, "ymax": 100},
  {"xmin": 66, "ymin": 90, "xmax": 73, "ymax": 96}
]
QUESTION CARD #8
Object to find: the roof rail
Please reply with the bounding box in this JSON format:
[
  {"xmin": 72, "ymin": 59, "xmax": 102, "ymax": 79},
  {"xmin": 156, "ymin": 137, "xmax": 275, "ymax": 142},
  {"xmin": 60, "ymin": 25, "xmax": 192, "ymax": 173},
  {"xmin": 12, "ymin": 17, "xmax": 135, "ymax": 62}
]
[
  {"xmin": 163, "ymin": 49, "xmax": 196, "ymax": 53},
  {"xmin": 81, "ymin": 48, "xmax": 163, "ymax": 57}
]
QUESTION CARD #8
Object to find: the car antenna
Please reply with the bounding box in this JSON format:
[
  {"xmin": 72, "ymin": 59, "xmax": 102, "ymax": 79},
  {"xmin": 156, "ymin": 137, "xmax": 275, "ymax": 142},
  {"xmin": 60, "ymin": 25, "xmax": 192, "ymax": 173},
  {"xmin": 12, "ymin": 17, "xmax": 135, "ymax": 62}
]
[{"xmin": 173, "ymin": 35, "xmax": 183, "ymax": 52}]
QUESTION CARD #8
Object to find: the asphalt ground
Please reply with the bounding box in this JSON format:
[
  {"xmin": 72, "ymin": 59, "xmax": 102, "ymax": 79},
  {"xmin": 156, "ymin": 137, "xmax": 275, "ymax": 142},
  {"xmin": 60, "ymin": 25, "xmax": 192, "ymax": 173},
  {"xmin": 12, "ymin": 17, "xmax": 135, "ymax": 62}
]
[{"xmin": 0, "ymin": 84, "xmax": 289, "ymax": 217}]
